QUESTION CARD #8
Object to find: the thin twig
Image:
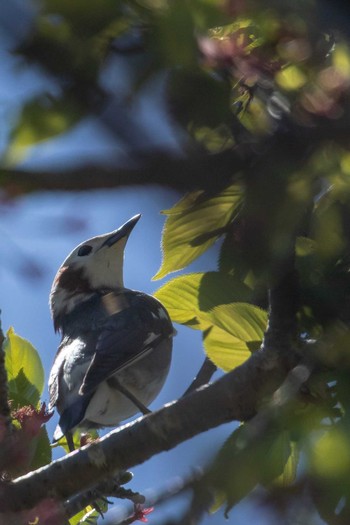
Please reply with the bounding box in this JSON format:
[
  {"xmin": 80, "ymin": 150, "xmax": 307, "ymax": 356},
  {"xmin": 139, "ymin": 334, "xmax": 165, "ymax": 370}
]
[
  {"xmin": 182, "ymin": 357, "xmax": 217, "ymax": 397},
  {"xmin": 106, "ymin": 468, "xmax": 205, "ymax": 525},
  {"xmin": 64, "ymin": 475, "xmax": 144, "ymax": 520}
]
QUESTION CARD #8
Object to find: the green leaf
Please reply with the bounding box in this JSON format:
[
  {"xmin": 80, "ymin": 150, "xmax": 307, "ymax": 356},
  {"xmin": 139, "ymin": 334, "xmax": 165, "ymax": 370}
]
[
  {"xmin": 151, "ymin": 1, "xmax": 197, "ymax": 68},
  {"xmin": 210, "ymin": 426, "xmax": 298, "ymax": 515},
  {"xmin": 210, "ymin": 424, "xmax": 263, "ymax": 513},
  {"xmin": 259, "ymin": 431, "xmax": 296, "ymax": 486},
  {"xmin": 43, "ymin": 0, "xmax": 121, "ymax": 37},
  {"xmin": 154, "ymin": 272, "xmax": 252, "ymax": 330},
  {"xmin": 4, "ymin": 327, "xmax": 44, "ymax": 407},
  {"xmin": 53, "ymin": 428, "xmax": 99, "ymax": 453},
  {"xmin": 69, "ymin": 500, "xmax": 107, "ymax": 525},
  {"xmin": 4, "ymin": 94, "xmax": 83, "ymax": 165},
  {"xmin": 167, "ymin": 68, "xmax": 231, "ymax": 130},
  {"xmin": 272, "ymin": 439, "xmax": 299, "ymax": 486},
  {"xmin": 203, "ymin": 304, "xmax": 267, "ymax": 371},
  {"xmin": 204, "ymin": 326, "xmax": 252, "ymax": 371},
  {"xmin": 153, "ymin": 184, "xmax": 243, "ymax": 280},
  {"xmin": 29, "ymin": 426, "xmax": 52, "ymax": 471},
  {"xmin": 296, "ymin": 236, "xmax": 316, "ymax": 257}
]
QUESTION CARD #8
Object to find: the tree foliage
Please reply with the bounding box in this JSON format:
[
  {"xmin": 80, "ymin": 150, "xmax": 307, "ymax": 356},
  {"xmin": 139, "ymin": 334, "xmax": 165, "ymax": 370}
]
[{"xmin": 2, "ymin": 0, "xmax": 350, "ymax": 524}]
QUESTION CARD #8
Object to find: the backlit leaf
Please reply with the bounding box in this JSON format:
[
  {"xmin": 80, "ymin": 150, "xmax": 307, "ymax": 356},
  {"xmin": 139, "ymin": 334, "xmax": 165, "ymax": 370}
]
[
  {"xmin": 29, "ymin": 426, "xmax": 52, "ymax": 471},
  {"xmin": 154, "ymin": 272, "xmax": 252, "ymax": 329},
  {"xmin": 272, "ymin": 439, "xmax": 299, "ymax": 486},
  {"xmin": 153, "ymin": 184, "xmax": 243, "ymax": 280},
  {"xmin": 203, "ymin": 303, "xmax": 267, "ymax": 371},
  {"xmin": 4, "ymin": 327, "xmax": 44, "ymax": 407},
  {"xmin": 210, "ymin": 426, "xmax": 297, "ymax": 515},
  {"xmin": 5, "ymin": 94, "xmax": 82, "ymax": 165},
  {"xmin": 69, "ymin": 499, "xmax": 107, "ymax": 525}
]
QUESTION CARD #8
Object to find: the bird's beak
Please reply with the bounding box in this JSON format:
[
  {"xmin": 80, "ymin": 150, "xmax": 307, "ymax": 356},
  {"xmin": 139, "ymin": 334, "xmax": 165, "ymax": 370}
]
[{"xmin": 102, "ymin": 214, "xmax": 141, "ymax": 248}]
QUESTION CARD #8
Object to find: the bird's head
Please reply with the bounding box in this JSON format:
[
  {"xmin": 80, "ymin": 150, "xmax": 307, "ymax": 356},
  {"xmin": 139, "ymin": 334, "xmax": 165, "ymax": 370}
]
[{"xmin": 50, "ymin": 214, "xmax": 140, "ymax": 326}]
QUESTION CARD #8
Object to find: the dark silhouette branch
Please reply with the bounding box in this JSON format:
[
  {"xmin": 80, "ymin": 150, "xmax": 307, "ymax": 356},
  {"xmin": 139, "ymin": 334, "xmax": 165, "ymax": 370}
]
[
  {"xmin": 0, "ymin": 149, "xmax": 244, "ymax": 195},
  {"xmin": 107, "ymin": 468, "xmax": 205, "ymax": 525},
  {"xmin": 262, "ymin": 243, "xmax": 299, "ymax": 357},
  {"xmin": 182, "ymin": 357, "xmax": 217, "ymax": 397},
  {"xmin": 64, "ymin": 476, "xmax": 144, "ymax": 520},
  {"xmin": 2, "ymin": 112, "xmax": 350, "ymax": 198}
]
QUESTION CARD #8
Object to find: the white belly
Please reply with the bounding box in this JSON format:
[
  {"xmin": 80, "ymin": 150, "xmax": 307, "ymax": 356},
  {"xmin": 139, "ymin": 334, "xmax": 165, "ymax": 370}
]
[
  {"xmin": 84, "ymin": 341, "xmax": 171, "ymax": 426},
  {"xmin": 84, "ymin": 375, "xmax": 158, "ymax": 425}
]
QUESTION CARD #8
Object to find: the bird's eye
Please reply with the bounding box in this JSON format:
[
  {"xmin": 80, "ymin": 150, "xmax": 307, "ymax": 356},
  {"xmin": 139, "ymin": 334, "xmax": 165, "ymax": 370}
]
[{"xmin": 77, "ymin": 245, "xmax": 93, "ymax": 257}]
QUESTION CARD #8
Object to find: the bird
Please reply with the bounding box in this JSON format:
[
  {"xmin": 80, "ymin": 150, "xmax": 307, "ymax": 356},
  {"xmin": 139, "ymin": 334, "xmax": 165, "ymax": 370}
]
[{"xmin": 48, "ymin": 214, "xmax": 173, "ymax": 450}]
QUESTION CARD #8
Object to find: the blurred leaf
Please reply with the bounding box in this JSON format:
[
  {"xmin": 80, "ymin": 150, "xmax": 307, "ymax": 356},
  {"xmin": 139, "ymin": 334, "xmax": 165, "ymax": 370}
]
[
  {"xmin": 203, "ymin": 303, "xmax": 267, "ymax": 371},
  {"xmin": 210, "ymin": 425, "xmax": 298, "ymax": 515},
  {"xmin": 150, "ymin": 1, "xmax": 197, "ymax": 68},
  {"xmin": 313, "ymin": 197, "xmax": 346, "ymax": 263},
  {"xmin": 310, "ymin": 427, "xmax": 350, "ymax": 479},
  {"xmin": 43, "ymin": 0, "xmax": 122, "ymax": 38},
  {"xmin": 29, "ymin": 426, "xmax": 52, "ymax": 471},
  {"xmin": 210, "ymin": 424, "xmax": 260, "ymax": 513},
  {"xmin": 5, "ymin": 94, "xmax": 83, "ymax": 164},
  {"xmin": 192, "ymin": 125, "xmax": 234, "ymax": 152},
  {"xmin": 167, "ymin": 68, "xmax": 231, "ymax": 130},
  {"xmin": 154, "ymin": 183, "xmax": 243, "ymax": 280},
  {"xmin": 4, "ymin": 327, "xmax": 44, "ymax": 407},
  {"xmin": 154, "ymin": 272, "xmax": 252, "ymax": 329},
  {"xmin": 262, "ymin": 433, "xmax": 299, "ymax": 487},
  {"xmin": 295, "ymin": 236, "xmax": 316, "ymax": 257},
  {"xmin": 15, "ymin": 16, "xmax": 100, "ymax": 83},
  {"xmin": 333, "ymin": 43, "xmax": 350, "ymax": 79},
  {"xmin": 276, "ymin": 65, "xmax": 307, "ymax": 90}
]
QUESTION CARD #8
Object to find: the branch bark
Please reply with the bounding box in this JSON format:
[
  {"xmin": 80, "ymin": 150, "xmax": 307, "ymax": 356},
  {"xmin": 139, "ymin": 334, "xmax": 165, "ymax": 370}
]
[{"xmin": 0, "ymin": 345, "xmax": 296, "ymax": 513}]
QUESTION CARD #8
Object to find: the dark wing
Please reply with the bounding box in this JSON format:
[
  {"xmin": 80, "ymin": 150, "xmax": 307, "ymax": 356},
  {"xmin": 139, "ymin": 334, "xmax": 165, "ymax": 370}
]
[
  {"xmin": 48, "ymin": 340, "xmax": 68, "ymax": 410},
  {"xmin": 55, "ymin": 395, "xmax": 93, "ymax": 440},
  {"xmin": 80, "ymin": 292, "xmax": 173, "ymax": 396}
]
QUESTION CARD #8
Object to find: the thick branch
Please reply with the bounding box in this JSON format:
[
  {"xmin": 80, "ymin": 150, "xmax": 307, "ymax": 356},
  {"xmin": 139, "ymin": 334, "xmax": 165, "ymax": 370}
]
[
  {"xmin": 2, "ymin": 114, "xmax": 350, "ymax": 197},
  {"xmin": 0, "ymin": 149, "xmax": 244, "ymax": 194},
  {"xmin": 263, "ymin": 246, "xmax": 299, "ymax": 356},
  {"xmin": 0, "ymin": 346, "xmax": 296, "ymax": 513}
]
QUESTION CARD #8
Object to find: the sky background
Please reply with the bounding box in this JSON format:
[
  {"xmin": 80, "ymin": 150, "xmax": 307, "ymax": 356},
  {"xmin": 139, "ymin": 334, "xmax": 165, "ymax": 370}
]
[{"xmin": 0, "ymin": 9, "xmax": 274, "ymax": 524}]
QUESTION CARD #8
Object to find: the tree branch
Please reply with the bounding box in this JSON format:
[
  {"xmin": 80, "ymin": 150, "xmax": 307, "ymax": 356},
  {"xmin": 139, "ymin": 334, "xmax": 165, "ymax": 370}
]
[
  {"xmin": 107, "ymin": 468, "xmax": 205, "ymax": 525},
  {"xmin": 262, "ymin": 244, "xmax": 299, "ymax": 358},
  {"xmin": 0, "ymin": 344, "xmax": 297, "ymax": 513},
  {"xmin": 64, "ymin": 475, "xmax": 144, "ymax": 520},
  {"xmin": 0, "ymin": 149, "xmax": 244, "ymax": 195},
  {"xmin": 1, "ymin": 113, "xmax": 350, "ymax": 198}
]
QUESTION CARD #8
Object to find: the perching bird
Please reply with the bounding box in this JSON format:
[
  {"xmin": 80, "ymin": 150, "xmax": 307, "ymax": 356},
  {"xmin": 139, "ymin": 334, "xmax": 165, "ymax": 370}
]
[{"xmin": 48, "ymin": 214, "xmax": 173, "ymax": 449}]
